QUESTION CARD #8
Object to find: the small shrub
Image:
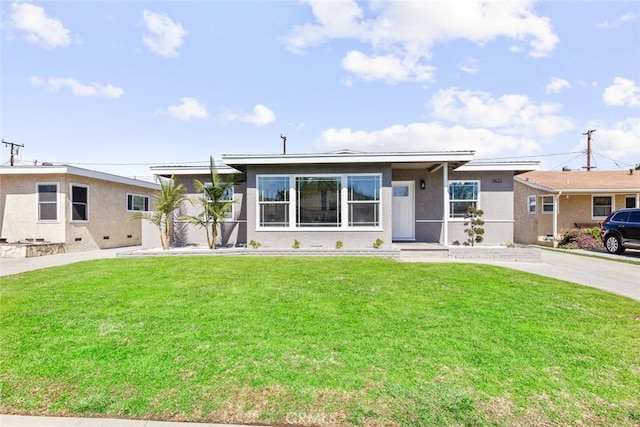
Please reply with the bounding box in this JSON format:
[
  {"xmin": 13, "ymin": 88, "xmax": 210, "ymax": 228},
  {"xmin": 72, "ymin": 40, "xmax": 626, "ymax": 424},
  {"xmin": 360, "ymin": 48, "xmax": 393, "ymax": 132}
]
[
  {"xmin": 335, "ymin": 240, "xmax": 343, "ymax": 249},
  {"xmin": 373, "ymin": 238, "xmax": 384, "ymax": 249},
  {"xmin": 292, "ymin": 239, "xmax": 300, "ymax": 249},
  {"xmin": 463, "ymin": 206, "xmax": 485, "ymax": 246},
  {"xmin": 248, "ymin": 240, "xmax": 261, "ymax": 249},
  {"xmin": 558, "ymin": 227, "xmax": 604, "ymax": 250}
]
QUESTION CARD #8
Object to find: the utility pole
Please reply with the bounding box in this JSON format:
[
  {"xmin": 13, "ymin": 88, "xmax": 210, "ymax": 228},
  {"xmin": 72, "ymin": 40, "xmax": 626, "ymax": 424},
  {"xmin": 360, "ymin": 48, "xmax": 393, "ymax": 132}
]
[
  {"xmin": 2, "ymin": 140, "xmax": 24, "ymax": 166},
  {"xmin": 582, "ymin": 129, "xmax": 596, "ymax": 171}
]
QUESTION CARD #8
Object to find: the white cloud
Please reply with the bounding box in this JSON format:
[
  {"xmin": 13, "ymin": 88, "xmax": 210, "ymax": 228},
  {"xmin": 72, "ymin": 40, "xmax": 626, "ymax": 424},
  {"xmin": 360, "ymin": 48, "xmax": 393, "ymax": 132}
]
[
  {"xmin": 30, "ymin": 76, "xmax": 124, "ymax": 98},
  {"xmin": 430, "ymin": 87, "xmax": 574, "ymax": 137},
  {"xmin": 167, "ymin": 97, "xmax": 208, "ymax": 120},
  {"xmin": 598, "ymin": 12, "xmax": 640, "ymax": 28},
  {"xmin": 459, "ymin": 57, "xmax": 479, "ymax": 75},
  {"xmin": 223, "ymin": 104, "xmax": 276, "ymax": 127},
  {"xmin": 11, "ymin": 2, "xmax": 71, "ymax": 48},
  {"xmin": 315, "ymin": 122, "xmax": 541, "ymax": 158},
  {"xmin": 603, "ymin": 77, "xmax": 640, "ymax": 107},
  {"xmin": 342, "ymin": 51, "xmax": 436, "ymax": 83},
  {"xmin": 545, "ymin": 77, "xmax": 570, "ymax": 94},
  {"xmin": 285, "ymin": 0, "xmax": 558, "ymax": 83},
  {"xmin": 142, "ymin": 10, "xmax": 187, "ymax": 57}
]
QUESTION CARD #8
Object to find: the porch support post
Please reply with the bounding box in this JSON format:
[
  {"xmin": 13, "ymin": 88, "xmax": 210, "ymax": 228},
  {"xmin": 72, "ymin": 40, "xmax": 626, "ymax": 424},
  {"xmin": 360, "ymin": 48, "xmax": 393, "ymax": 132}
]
[
  {"xmin": 442, "ymin": 162, "xmax": 449, "ymax": 246},
  {"xmin": 553, "ymin": 192, "xmax": 560, "ymax": 248}
]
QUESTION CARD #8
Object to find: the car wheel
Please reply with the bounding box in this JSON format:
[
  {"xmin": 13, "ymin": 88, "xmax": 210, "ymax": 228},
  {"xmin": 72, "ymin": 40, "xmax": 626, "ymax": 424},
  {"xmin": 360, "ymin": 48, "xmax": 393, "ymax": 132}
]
[{"xmin": 604, "ymin": 234, "xmax": 625, "ymax": 254}]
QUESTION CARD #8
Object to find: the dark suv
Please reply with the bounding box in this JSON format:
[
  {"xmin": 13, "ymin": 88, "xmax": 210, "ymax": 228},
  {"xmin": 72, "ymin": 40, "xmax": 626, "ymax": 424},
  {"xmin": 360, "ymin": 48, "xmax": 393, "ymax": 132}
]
[{"xmin": 601, "ymin": 208, "xmax": 640, "ymax": 254}]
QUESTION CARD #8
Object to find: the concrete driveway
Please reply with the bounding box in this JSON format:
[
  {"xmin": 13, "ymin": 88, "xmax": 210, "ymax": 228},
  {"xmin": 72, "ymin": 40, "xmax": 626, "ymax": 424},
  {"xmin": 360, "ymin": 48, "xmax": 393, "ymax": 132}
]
[{"xmin": 401, "ymin": 248, "xmax": 640, "ymax": 302}]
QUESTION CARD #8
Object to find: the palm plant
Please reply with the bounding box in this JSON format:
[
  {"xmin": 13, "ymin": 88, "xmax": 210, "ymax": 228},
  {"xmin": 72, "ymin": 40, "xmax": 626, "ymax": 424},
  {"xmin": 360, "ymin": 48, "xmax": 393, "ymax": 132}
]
[
  {"xmin": 129, "ymin": 176, "xmax": 187, "ymax": 249},
  {"xmin": 185, "ymin": 157, "xmax": 235, "ymax": 249}
]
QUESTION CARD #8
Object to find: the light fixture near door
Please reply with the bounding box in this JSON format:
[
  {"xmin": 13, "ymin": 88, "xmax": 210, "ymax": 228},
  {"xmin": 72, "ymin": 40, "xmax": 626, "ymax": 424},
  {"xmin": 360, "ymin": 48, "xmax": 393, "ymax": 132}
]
[{"xmin": 420, "ymin": 179, "xmax": 426, "ymax": 190}]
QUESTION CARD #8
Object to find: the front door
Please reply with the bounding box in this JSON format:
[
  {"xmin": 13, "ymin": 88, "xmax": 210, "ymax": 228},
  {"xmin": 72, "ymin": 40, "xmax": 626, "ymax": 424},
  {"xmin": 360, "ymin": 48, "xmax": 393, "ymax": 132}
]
[{"xmin": 392, "ymin": 181, "xmax": 415, "ymax": 240}]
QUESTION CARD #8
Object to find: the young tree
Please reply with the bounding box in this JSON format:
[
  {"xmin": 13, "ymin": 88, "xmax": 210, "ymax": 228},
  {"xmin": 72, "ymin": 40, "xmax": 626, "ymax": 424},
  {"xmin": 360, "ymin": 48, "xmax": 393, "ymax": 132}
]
[
  {"xmin": 463, "ymin": 206, "xmax": 485, "ymax": 246},
  {"xmin": 129, "ymin": 176, "xmax": 187, "ymax": 249},
  {"xmin": 185, "ymin": 157, "xmax": 235, "ymax": 249}
]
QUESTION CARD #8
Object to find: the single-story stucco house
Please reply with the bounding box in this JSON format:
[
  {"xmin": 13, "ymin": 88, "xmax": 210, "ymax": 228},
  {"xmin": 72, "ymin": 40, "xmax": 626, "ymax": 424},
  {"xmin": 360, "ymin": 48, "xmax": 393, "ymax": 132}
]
[
  {"xmin": 152, "ymin": 150, "xmax": 538, "ymax": 249},
  {"xmin": 514, "ymin": 169, "xmax": 640, "ymax": 246},
  {"xmin": 0, "ymin": 164, "xmax": 159, "ymax": 253}
]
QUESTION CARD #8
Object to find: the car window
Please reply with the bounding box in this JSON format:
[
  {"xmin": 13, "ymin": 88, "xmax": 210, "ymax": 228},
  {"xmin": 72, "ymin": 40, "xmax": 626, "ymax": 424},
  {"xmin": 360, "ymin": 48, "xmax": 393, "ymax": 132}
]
[
  {"xmin": 612, "ymin": 211, "xmax": 630, "ymax": 222},
  {"xmin": 628, "ymin": 211, "xmax": 640, "ymax": 223}
]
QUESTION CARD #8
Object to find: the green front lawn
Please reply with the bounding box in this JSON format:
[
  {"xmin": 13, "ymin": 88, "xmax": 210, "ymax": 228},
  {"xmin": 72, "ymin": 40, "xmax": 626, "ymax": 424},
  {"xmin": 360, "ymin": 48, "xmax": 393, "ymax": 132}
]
[{"xmin": 1, "ymin": 257, "xmax": 639, "ymax": 426}]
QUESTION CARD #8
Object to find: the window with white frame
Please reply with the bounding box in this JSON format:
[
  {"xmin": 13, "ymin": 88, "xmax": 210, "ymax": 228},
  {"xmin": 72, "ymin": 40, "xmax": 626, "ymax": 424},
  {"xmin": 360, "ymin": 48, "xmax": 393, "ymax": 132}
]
[
  {"xmin": 258, "ymin": 176, "xmax": 290, "ymax": 227},
  {"xmin": 127, "ymin": 194, "xmax": 149, "ymax": 212},
  {"xmin": 37, "ymin": 183, "xmax": 58, "ymax": 221},
  {"xmin": 257, "ymin": 174, "xmax": 382, "ymax": 228},
  {"xmin": 296, "ymin": 176, "xmax": 341, "ymax": 227},
  {"xmin": 348, "ymin": 175, "xmax": 381, "ymax": 226},
  {"xmin": 527, "ymin": 195, "xmax": 536, "ymax": 214},
  {"xmin": 71, "ymin": 184, "xmax": 89, "ymax": 221},
  {"xmin": 542, "ymin": 196, "xmax": 554, "ymax": 213},
  {"xmin": 592, "ymin": 196, "xmax": 612, "ymax": 218},
  {"xmin": 203, "ymin": 182, "xmax": 234, "ymax": 220},
  {"xmin": 448, "ymin": 181, "xmax": 479, "ymax": 218}
]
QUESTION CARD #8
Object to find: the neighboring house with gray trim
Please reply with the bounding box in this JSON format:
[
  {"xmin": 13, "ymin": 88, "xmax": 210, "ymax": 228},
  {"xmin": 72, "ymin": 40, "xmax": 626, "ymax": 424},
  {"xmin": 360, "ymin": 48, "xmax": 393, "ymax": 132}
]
[
  {"xmin": 0, "ymin": 164, "xmax": 159, "ymax": 251},
  {"xmin": 153, "ymin": 150, "xmax": 537, "ymax": 249},
  {"xmin": 514, "ymin": 169, "xmax": 640, "ymax": 246}
]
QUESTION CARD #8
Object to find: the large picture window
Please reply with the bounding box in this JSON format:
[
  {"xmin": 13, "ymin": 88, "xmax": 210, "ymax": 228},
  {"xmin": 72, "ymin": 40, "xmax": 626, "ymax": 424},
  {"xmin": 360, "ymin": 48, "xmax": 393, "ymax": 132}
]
[
  {"xmin": 258, "ymin": 176, "xmax": 290, "ymax": 227},
  {"xmin": 37, "ymin": 183, "xmax": 58, "ymax": 221},
  {"xmin": 449, "ymin": 181, "xmax": 479, "ymax": 218},
  {"xmin": 348, "ymin": 175, "xmax": 380, "ymax": 226},
  {"xmin": 593, "ymin": 196, "xmax": 612, "ymax": 218},
  {"xmin": 296, "ymin": 177, "xmax": 340, "ymax": 227},
  {"xmin": 127, "ymin": 194, "xmax": 149, "ymax": 212},
  {"xmin": 256, "ymin": 174, "xmax": 381, "ymax": 229},
  {"xmin": 71, "ymin": 184, "xmax": 88, "ymax": 221}
]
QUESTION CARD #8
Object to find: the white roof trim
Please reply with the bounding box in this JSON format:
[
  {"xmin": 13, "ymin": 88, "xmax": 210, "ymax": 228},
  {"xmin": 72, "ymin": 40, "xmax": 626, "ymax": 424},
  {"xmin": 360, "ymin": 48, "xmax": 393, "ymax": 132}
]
[
  {"xmin": 0, "ymin": 165, "xmax": 159, "ymax": 190},
  {"xmin": 455, "ymin": 161, "xmax": 540, "ymax": 172},
  {"xmin": 222, "ymin": 151, "xmax": 476, "ymax": 166},
  {"xmin": 150, "ymin": 165, "xmax": 241, "ymax": 176}
]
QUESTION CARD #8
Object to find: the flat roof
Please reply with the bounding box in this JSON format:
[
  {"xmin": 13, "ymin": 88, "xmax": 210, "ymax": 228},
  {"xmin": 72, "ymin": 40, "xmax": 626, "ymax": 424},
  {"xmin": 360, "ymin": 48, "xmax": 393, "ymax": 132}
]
[
  {"xmin": 221, "ymin": 150, "xmax": 476, "ymax": 171},
  {"xmin": 0, "ymin": 165, "xmax": 160, "ymax": 190}
]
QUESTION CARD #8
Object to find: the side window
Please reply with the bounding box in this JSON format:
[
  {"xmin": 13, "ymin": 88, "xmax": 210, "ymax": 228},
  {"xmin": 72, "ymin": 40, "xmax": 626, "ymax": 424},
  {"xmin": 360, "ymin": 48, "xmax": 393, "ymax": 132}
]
[
  {"xmin": 527, "ymin": 195, "xmax": 536, "ymax": 214},
  {"xmin": 627, "ymin": 211, "xmax": 640, "ymax": 223},
  {"xmin": 37, "ymin": 183, "xmax": 58, "ymax": 221},
  {"xmin": 127, "ymin": 194, "xmax": 150, "ymax": 212},
  {"xmin": 542, "ymin": 196, "xmax": 554, "ymax": 213},
  {"xmin": 71, "ymin": 185, "xmax": 89, "ymax": 221}
]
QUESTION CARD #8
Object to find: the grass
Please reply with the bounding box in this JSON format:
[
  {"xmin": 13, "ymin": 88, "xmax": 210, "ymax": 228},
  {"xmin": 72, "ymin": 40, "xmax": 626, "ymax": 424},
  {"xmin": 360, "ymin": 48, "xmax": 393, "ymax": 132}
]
[{"xmin": 1, "ymin": 257, "xmax": 639, "ymax": 426}]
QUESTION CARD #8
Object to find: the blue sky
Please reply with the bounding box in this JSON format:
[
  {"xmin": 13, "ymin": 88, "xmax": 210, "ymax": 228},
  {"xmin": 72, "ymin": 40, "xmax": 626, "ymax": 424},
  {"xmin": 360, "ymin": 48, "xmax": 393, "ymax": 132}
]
[{"xmin": 2, "ymin": 0, "xmax": 639, "ymax": 180}]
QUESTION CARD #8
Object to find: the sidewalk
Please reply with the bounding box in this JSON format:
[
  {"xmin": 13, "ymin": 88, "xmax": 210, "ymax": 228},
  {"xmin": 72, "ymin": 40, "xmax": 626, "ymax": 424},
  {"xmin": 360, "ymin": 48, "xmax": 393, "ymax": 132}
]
[{"xmin": 0, "ymin": 414, "xmax": 252, "ymax": 427}]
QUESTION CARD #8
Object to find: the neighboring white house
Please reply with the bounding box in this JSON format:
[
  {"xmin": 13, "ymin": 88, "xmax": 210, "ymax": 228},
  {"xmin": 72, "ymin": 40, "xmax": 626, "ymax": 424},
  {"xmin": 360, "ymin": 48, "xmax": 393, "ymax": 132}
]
[
  {"xmin": 0, "ymin": 164, "xmax": 159, "ymax": 252},
  {"xmin": 152, "ymin": 150, "xmax": 538, "ymax": 249}
]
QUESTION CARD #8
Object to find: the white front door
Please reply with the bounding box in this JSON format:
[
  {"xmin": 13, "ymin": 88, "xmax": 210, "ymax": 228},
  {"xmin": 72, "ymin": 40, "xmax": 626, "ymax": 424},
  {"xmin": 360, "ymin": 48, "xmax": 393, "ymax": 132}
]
[{"xmin": 392, "ymin": 181, "xmax": 415, "ymax": 240}]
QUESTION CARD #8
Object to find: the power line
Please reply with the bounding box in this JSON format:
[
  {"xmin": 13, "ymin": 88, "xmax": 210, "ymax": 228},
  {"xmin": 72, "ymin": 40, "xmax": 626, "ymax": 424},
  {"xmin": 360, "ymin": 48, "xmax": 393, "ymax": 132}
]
[{"xmin": 475, "ymin": 151, "xmax": 583, "ymax": 161}]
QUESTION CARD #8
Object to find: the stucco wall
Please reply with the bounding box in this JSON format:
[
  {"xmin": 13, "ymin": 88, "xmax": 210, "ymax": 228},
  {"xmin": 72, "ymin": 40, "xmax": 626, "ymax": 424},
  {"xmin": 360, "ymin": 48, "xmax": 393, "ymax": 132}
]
[
  {"xmin": 0, "ymin": 172, "xmax": 156, "ymax": 251},
  {"xmin": 171, "ymin": 174, "xmax": 247, "ymax": 247},
  {"xmin": 246, "ymin": 164, "xmax": 391, "ymax": 249}
]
